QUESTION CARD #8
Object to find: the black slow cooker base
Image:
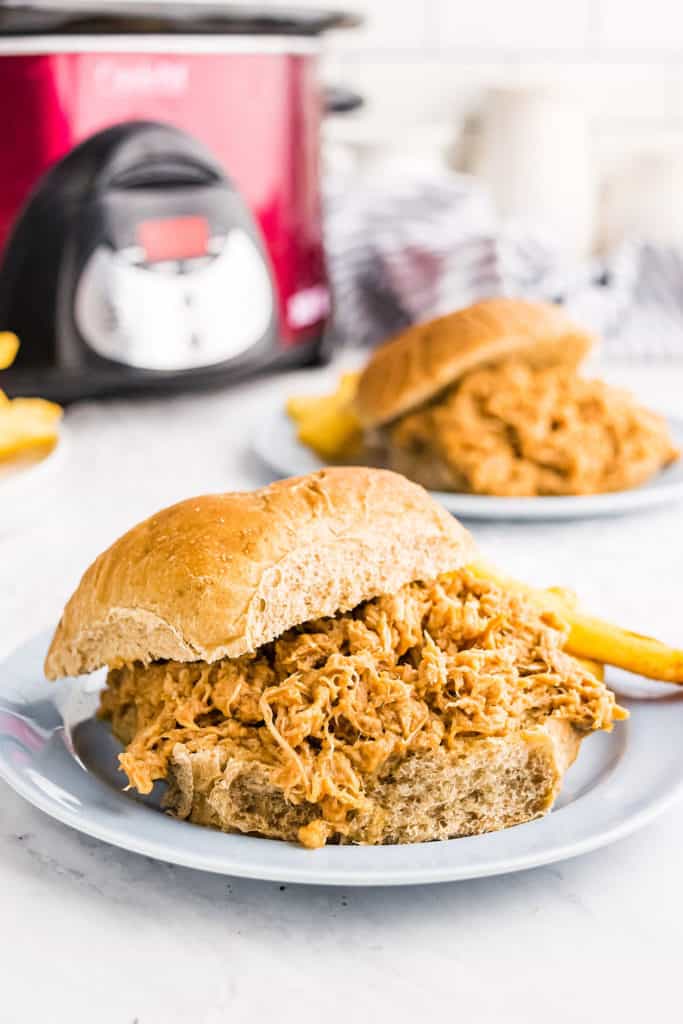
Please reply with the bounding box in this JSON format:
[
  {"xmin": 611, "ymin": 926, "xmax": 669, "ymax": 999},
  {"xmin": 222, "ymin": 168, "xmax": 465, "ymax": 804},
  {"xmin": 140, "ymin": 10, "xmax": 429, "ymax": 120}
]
[{"xmin": 3, "ymin": 335, "xmax": 328, "ymax": 403}]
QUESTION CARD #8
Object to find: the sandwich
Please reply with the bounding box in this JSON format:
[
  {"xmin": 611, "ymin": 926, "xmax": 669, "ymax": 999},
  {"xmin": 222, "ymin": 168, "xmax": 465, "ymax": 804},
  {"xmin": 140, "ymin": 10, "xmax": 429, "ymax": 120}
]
[
  {"xmin": 290, "ymin": 298, "xmax": 679, "ymax": 497},
  {"xmin": 45, "ymin": 467, "xmax": 625, "ymax": 848}
]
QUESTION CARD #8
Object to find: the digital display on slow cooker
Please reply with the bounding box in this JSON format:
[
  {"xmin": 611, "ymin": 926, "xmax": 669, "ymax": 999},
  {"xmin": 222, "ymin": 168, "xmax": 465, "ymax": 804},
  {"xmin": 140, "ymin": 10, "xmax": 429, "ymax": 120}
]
[{"xmin": 136, "ymin": 216, "xmax": 210, "ymax": 263}]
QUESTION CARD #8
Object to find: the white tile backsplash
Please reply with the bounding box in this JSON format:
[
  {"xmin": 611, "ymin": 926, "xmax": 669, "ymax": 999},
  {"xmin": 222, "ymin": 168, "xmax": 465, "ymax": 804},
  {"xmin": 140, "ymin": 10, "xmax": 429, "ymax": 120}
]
[
  {"xmin": 597, "ymin": 0, "xmax": 683, "ymax": 49},
  {"xmin": 313, "ymin": 0, "xmax": 683, "ymax": 180},
  {"xmin": 434, "ymin": 0, "xmax": 593, "ymax": 51}
]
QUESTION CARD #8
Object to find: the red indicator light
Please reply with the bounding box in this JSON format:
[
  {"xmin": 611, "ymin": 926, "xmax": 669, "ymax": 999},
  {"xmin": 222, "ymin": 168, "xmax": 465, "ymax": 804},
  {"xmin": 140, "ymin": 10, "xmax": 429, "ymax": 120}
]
[{"xmin": 137, "ymin": 216, "xmax": 210, "ymax": 262}]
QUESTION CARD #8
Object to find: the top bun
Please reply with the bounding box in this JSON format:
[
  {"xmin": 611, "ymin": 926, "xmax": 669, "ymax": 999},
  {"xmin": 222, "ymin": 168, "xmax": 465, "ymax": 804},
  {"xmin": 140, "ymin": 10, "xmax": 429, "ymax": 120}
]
[
  {"xmin": 355, "ymin": 298, "xmax": 594, "ymax": 428},
  {"xmin": 45, "ymin": 467, "xmax": 476, "ymax": 679}
]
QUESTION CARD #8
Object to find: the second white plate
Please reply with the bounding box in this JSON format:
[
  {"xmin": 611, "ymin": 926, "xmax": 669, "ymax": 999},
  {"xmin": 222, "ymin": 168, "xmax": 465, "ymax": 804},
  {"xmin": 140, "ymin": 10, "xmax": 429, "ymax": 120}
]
[{"xmin": 252, "ymin": 410, "xmax": 683, "ymax": 521}]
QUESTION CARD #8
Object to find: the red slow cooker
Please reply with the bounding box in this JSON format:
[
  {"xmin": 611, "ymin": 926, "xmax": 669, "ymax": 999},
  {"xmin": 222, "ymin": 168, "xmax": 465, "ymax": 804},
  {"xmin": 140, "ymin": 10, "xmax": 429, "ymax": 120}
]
[{"xmin": 0, "ymin": 4, "xmax": 359, "ymax": 400}]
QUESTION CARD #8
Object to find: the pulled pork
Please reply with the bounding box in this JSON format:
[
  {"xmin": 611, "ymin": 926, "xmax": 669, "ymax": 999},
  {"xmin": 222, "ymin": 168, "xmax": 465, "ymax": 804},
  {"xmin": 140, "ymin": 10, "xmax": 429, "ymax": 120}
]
[
  {"xmin": 387, "ymin": 360, "xmax": 679, "ymax": 496},
  {"xmin": 100, "ymin": 571, "xmax": 625, "ymax": 836}
]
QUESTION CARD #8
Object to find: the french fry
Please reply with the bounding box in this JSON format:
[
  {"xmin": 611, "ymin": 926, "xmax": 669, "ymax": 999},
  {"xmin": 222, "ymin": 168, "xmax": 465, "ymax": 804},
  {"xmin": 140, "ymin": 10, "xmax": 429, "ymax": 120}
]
[
  {"xmin": 470, "ymin": 560, "xmax": 683, "ymax": 684},
  {"xmin": 0, "ymin": 332, "xmax": 19, "ymax": 370},
  {"xmin": 296, "ymin": 404, "xmax": 362, "ymax": 460},
  {"xmin": 0, "ymin": 335, "xmax": 64, "ymax": 468},
  {"xmin": 468, "ymin": 561, "xmax": 572, "ymax": 617},
  {"xmin": 564, "ymin": 616, "xmax": 683, "ymax": 684},
  {"xmin": 287, "ymin": 372, "xmax": 362, "ymax": 459},
  {"xmin": 0, "ymin": 397, "xmax": 63, "ymax": 462},
  {"xmin": 333, "ymin": 371, "xmax": 360, "ymax": 402},
  {"xmin": 287, "ymin": 372, "xmax": 360, "ymax": 424},
  {"xmin": 286, "ymin": 394, "xmax": 329, "ymax": 424}
]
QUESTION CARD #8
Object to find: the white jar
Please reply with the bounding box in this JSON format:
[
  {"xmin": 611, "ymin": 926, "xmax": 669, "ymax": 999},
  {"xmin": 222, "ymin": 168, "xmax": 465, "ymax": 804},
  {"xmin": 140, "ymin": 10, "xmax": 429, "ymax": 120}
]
[{"xmin": 470, "ymin": 87, "xmax": 596, "ymax": 257}]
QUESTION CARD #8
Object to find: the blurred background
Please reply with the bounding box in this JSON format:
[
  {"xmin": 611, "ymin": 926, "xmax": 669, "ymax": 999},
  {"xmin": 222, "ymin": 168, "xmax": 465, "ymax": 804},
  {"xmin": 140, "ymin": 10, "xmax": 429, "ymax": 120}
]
[
  {"xmin": 312, "ymin": 0, "xmax": 683, "ymax": 358},
  {"xmin": 4, "ymin": 0, "xmax": 683, "ymax": 404},
  {"xmin": 315, "ymin": 0, "xmax": 683, "ymax": 198}
]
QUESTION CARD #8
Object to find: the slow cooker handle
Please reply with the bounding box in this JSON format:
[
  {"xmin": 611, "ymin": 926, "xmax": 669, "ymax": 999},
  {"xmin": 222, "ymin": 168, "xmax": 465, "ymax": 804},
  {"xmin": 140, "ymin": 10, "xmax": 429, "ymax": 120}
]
[{"xmin": 324, "ymin": 86, "xmax": 364, "ymax": 115}]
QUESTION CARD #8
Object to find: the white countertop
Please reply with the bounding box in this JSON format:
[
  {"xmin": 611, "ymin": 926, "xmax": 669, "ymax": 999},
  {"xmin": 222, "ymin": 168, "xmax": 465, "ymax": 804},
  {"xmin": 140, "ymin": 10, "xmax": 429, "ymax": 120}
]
[{"xmin": 1, "ymin": 360, "xmax": 682, "ymax": 1024}]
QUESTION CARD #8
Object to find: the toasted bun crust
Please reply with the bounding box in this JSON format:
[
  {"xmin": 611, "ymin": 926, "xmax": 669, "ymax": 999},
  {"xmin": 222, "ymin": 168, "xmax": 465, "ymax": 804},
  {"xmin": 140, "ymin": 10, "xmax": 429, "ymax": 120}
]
[
  {"xmin": 355, "ymin": 298, "xmax": 595, "ymax": 428},
  {"xmin": 163, "ymin": 719, "xmax": 581, "ymax": 845},
  {"xmin": 45, "ymin": 468, "xmax": 476, "ymax": 679}
]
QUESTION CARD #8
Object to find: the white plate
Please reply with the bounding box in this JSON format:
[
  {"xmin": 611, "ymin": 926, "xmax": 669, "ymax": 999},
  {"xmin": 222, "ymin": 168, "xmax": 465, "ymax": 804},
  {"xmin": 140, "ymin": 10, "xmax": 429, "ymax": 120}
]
[
  {"xmin": 0, "ymin": 427, "xmax": 68, "ymax": 534},
  {"xmin": 1, "ymin": 632, "xmax": 682, "ymax": 886},
  {"xmin": 252, "ymin": 411, "xmax": 683, "ymax": 520}
]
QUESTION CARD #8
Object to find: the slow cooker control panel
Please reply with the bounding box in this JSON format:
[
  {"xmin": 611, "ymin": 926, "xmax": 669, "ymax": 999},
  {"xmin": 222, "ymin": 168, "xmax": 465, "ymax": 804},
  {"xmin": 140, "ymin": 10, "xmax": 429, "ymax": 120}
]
[
  {"xmin": 44, "ymin": 121, "xmax": 280, "ymax": 373},
  {"xmin": 75, "ymin": 218, "xmax": 273, "ymax": 371}
]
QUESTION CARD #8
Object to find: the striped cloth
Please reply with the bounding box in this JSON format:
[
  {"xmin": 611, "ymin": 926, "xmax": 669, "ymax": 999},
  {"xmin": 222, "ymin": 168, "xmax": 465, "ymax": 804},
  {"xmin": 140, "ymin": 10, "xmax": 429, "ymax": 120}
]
[{"xmin": 323, "ymin": 172, "xmax": 683, "ymax": 361}]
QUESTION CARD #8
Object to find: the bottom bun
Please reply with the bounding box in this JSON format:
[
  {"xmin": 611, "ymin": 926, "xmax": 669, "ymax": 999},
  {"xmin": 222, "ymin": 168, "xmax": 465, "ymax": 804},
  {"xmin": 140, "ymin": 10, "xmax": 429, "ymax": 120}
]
[{"xmin": 163, "ymin": 718, "xmax": 580, "ymax": 848}]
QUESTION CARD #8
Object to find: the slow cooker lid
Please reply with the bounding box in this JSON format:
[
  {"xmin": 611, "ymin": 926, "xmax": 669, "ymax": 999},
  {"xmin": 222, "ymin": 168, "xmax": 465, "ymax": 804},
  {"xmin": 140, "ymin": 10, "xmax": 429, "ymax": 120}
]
[{"xmin": 0, "ymin": 3, "xmax": 360, "ymax": 37}]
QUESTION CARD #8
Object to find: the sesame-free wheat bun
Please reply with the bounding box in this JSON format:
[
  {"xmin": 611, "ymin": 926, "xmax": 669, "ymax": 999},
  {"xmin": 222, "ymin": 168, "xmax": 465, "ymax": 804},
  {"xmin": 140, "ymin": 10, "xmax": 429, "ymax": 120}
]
[
  {"xmin": 45, "ymin": 467, "xmax": 475, "ymax": 680},
  {"xmin": 355, "ymin": 297, "xmax": 594, "ymax": 428}
]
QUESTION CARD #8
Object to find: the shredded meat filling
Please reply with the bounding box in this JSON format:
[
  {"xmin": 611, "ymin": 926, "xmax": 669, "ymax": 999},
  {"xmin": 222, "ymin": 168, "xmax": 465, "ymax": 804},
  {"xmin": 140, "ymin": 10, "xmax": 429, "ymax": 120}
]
[
  {"xmin": 99, "ymin": 571, "xmax": 625, "ymax": 836},
  {"xmin": 388, "ymin": 360, "xmax": 679, "ymax": 496}
]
